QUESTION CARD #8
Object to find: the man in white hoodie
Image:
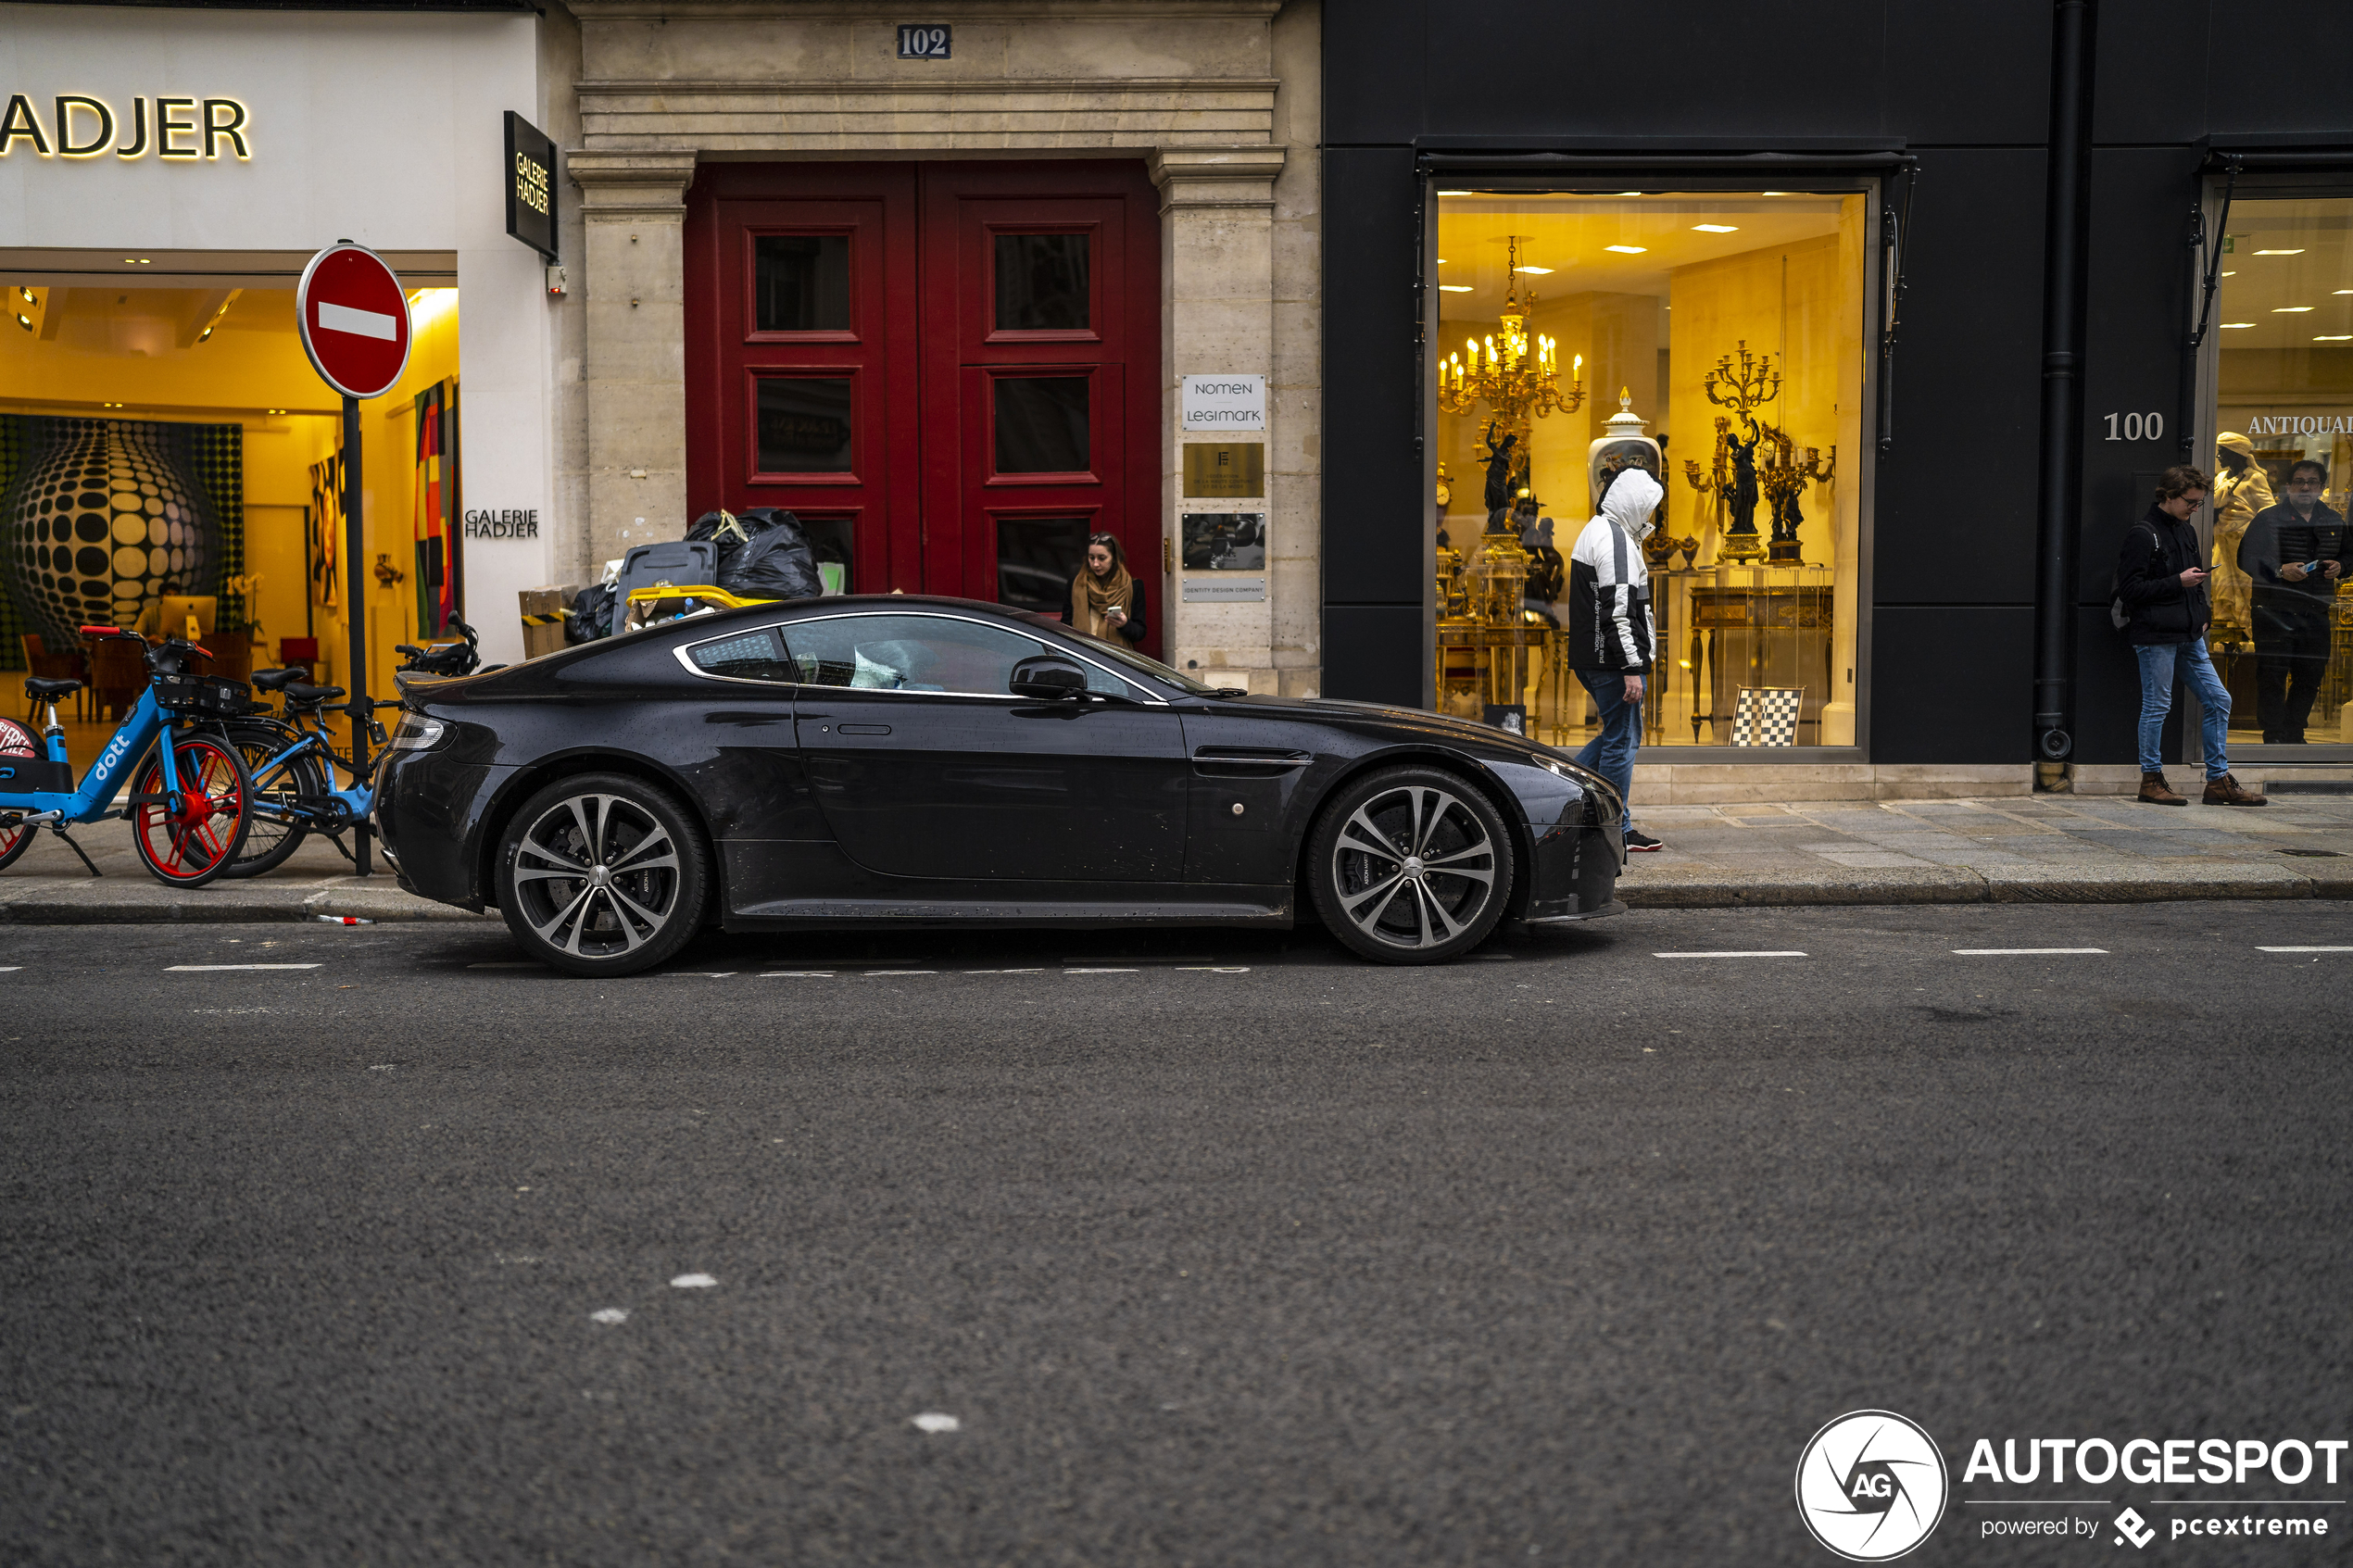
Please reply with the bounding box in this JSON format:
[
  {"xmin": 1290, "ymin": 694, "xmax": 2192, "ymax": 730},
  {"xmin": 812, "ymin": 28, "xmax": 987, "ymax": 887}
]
[{"xmin": 1566, "ymin": 465, "xmax": 1664, "ymax": 851}]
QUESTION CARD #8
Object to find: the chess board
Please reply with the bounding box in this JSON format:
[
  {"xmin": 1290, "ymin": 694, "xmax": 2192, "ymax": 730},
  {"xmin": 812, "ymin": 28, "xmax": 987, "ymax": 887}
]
[{"xmin": 1732, "ymin": 685, "xmax": 1805, "ymax": 747}]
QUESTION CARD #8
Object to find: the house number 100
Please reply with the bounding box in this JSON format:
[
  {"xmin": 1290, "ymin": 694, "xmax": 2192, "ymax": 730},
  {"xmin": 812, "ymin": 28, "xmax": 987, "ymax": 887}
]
[{"xmin": 2103, "ymin": 411, "xmax": 2165, "ymax": 441}]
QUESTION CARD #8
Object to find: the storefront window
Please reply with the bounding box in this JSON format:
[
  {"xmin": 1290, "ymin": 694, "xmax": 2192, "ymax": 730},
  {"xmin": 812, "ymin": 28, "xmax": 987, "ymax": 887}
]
[
  {"xmin": 1429, "ymin": 191, "xmax": 1869, "ymax": 747},
  {"xmin": 2208, "ymin": 195, "xmax": 2353, "ymax": 750}
]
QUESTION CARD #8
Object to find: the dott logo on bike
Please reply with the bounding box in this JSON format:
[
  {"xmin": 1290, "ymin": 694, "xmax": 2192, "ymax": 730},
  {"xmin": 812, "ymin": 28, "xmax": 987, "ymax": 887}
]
[{"xmin": 1795, "ymin": 1411, "xmax": 1949, "ymax": 1561}]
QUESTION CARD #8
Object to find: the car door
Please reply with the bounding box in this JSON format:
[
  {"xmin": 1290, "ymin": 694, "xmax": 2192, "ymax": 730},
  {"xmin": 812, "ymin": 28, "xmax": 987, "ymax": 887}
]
[{"xmin": 785, "ymin": 610, "xmax": 1187, "ymax": 882}]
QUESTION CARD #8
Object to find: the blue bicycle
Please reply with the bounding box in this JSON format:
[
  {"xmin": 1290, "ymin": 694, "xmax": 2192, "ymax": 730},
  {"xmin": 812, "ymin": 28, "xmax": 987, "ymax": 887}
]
[{"xmin": 0, "ymin": 627, "xmax": 254, "ymax": 886}]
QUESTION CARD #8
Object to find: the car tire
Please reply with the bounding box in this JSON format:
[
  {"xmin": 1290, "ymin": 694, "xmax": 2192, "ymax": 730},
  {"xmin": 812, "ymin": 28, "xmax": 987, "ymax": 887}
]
[
  {"xmin": 495, "ymin": 771, "xmax": 711, "ymax": 976},
  {"xmin": 1305, "ymin": 765, "xmax": 1516, "ymax": 965}
]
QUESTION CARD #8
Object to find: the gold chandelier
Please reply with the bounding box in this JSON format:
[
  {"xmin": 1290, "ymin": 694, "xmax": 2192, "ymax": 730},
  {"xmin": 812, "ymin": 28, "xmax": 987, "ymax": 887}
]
[{"xmin": 1436, "ymin": 235, "xmax": 1585, "ymax": 439}]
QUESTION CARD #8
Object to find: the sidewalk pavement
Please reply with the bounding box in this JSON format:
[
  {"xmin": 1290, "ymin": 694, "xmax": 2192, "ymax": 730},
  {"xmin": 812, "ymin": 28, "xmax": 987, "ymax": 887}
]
[
  {"xmin": 1618, "ymin": 789, "xmax": 2353, "ymax": 906},
  {"xmin": 1, "ymin": 790, "xmax": 2349, "ymax": 924}
]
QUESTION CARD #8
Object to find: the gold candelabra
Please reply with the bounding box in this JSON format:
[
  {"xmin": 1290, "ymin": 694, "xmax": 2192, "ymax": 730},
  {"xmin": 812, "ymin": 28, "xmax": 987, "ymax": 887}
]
[
  {"xmin": 1702, "ymin": 340, "xmax": 1781, "ymax": 429},
  {"xmin": 1436, "ymin": 236, "xmax": 1584, "ymax": 445},
  {"xmin": 1755, "ymin": 424, "xmax": 1837, "ymax": 565}
]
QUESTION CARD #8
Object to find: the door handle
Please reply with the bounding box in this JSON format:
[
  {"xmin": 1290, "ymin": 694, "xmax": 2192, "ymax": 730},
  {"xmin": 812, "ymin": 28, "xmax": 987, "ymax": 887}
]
[{"xmin": 837, "ymin": 723, "xmax": 892, "ymax": 736}]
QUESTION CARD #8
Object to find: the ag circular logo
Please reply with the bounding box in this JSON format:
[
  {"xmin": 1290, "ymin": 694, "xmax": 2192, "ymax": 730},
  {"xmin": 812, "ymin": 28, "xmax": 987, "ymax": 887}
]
[{"xmin": 1795, "ymin": 1410, "xmax": 1949, "ymax": 1561}]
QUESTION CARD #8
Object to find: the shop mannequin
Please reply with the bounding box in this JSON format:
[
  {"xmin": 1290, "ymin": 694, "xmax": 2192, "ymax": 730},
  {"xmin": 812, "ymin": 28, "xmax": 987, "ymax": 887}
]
[{"xmin": 2209, "ymin": 432, "xmax": 2275, "ymax": 646}]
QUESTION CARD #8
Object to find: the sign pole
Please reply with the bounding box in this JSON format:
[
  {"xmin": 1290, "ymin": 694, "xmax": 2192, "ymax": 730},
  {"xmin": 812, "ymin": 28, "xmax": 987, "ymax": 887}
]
[{"xmin": 342, "ymin": 393, "xmax": 372, "ymax": 876}]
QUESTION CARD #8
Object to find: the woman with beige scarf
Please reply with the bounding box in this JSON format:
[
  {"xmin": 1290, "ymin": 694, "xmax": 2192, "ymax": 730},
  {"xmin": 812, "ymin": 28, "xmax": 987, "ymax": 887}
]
[{"xmin": 1067, "ymin": 532, "xmax": 1149, "ymax": 646}]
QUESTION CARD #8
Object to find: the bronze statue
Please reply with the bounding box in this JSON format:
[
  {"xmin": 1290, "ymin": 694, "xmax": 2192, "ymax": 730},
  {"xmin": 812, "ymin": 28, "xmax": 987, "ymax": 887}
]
[{"xmin": 1480, "ymin": 420, "xmax": 1519, "ymax": 529}]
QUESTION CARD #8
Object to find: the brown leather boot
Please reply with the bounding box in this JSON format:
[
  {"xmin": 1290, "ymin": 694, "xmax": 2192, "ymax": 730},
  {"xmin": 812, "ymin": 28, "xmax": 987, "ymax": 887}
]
[
  {"xmin": 2202, "ymin": 772, "xmax": 2269, "ymax": 807},
  {"xmin": 2138, "ymin": 771, "xmax": 2187, "ymax": 806}
]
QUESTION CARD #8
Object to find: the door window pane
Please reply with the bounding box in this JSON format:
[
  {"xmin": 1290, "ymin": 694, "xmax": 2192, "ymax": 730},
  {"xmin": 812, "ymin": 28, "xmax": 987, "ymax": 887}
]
[
  {"xmin": 754, "ymin": 235, "xmax": 850, "ymax": 332},
  {"xmin": 757, "ymin": 378, "xmax": 853, "ymax": 472},
  {"xmin": 995, "ymin": 232, "xmax": 1090, "ymax": 331},
  {"xmin": 1432, "ymin": 191, "xmax": 1868, "ymax": 746},
  {"xmin": 996, "ymin": 516, "xmax": 1088, "ymax": 613},
  {"xmin": 2209, "ymin": 194, "xmax": 2353, "ymax": 748},
  {"xmin": 782, "ymin": 613, "xmax": 1049, "ymax": 695},
  {"xmin": 799, "ymin": 515, "xmax": 855, "ymax": 594},
  {"xmin": 686, "ymin": 626, "xmax": 795, "ymax": 683},
  {"xmin": 994, "ymin": 376, "xmax": 1089, "ymax": 473}
]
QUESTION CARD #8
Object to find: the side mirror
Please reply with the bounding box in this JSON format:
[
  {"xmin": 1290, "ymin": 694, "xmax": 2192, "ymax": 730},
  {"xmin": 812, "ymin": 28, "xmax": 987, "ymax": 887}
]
[{"xmin": 1008, "ymin": 655, "xmax": 1088, "ymax": 699}]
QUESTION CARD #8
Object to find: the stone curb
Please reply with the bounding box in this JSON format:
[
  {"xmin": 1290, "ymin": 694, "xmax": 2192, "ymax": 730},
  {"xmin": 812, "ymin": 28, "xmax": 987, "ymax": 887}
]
[
  {"xmin": 1619, "ymin": 859, "xmax": 2353, "ymax": 909},
  {"xmin": 0, "ymin": 874, "xmax": 490, "ymax": 924}
]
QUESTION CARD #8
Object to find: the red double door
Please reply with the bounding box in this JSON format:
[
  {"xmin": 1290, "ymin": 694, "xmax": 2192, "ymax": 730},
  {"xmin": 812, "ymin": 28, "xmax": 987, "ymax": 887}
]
[{"xmin": 686, "ymin": 160, "xmax": 1163, "ymax": 654}]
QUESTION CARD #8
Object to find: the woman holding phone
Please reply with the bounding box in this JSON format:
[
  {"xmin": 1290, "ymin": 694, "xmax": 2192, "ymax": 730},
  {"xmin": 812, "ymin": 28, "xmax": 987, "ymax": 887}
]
[{"xmin": 1067, "ymin": 533, "xmax": 1149, "ymax": 647}]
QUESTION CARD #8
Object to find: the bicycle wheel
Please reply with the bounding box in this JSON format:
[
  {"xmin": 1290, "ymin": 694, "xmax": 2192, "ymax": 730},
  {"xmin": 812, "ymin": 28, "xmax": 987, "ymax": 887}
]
[
  {"xmin": 0, "ymin": 817, "xmax": 36, "ymax": 874},
  {"xmin": 218, "ymin": 722, "xmax": 321, "ymax": 879},
  {"xmin": 131, "ymin": 733, "xmax": 253, "ymax": 888}
]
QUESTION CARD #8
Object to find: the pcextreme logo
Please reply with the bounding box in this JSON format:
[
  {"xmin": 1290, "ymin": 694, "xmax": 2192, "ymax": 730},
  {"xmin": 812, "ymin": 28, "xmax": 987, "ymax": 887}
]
[{"xmin": 1796, "ymin": 1411, "xmax": 1951, "ymax": 1562}]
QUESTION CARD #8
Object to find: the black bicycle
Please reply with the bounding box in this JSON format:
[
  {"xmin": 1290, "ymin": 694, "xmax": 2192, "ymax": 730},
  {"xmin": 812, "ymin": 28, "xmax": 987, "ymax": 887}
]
[{"xmin": 211, "ymin": 618, "xmax": 484, "ymax": 876}]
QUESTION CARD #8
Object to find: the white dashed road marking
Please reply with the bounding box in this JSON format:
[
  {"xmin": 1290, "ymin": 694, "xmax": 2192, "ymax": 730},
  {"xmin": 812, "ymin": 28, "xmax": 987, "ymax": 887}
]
[
  {"xmin": 589, "ymin": 1309, "xmax": 628, "ymax": 1325},
  {"xmin": 911, "ymin": 1412, "xmax": 962, "ymax": 1434},
  {"xmin": 1952, "ymin": 947, "xmax": 2109, "ymax": 956},
  {"xmin": 167, "ymin": 964, "xmax": 321, "ymax": 972},
  {"xmin": 2257, "ymin": 946, "xmax": 2353, "ymax": 953},
  {"xmin": 1065, "ymin": 967, "xmax": 1138, "ymax": 973},
  {"xmin": 761, "ymin": 971, "xmax": 837, "ymax": 978},
  {"xmin": 1653, "ymin": 951, "xmax": 1807, "ymax": 960},
  {"xmin": 670, "ymin": 1273, "xmax": 717, "ymax": 1289}
]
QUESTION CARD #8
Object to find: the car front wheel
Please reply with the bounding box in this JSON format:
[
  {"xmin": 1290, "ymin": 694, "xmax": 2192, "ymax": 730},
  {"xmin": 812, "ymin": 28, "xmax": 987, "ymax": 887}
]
[
  {"xmin": 496, "ymin": 772, "xmax": 711, "ymax": 975},
  {"xmin": 1306, "ymin": 765, "xmax": 1516, "ymax": 964}
]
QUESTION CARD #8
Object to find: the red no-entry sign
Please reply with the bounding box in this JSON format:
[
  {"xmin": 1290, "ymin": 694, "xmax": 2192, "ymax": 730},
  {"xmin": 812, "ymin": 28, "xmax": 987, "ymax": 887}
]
[{"xmin": 296, "ymin": 243, "xmax": 411, "ymax": 400}]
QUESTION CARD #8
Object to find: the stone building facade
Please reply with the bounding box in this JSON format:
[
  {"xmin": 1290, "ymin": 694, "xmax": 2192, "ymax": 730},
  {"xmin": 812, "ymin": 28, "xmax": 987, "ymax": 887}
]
[{"xmin": 558, "ymin": 0, "xmax": 1322, "ymax": 696}]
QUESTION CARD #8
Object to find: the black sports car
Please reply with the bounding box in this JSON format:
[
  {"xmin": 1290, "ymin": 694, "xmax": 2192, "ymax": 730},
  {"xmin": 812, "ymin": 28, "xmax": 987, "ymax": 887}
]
[{"xmin": 374, "ymin": 596, "xmax": 1626, "ymax": 974}]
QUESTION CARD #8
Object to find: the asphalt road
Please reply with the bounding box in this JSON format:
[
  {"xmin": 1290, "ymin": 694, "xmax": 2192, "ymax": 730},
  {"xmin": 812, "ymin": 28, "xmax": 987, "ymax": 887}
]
[{"xmin": 4, "ymin": 903, "xmax": 2350, "ymax": 1565}]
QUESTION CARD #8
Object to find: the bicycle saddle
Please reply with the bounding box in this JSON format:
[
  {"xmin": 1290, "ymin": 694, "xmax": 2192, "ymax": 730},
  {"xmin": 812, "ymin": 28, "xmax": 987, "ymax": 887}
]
[
  {"xmin": 23, "ymin": 677, "xmax": 82, "ymax": 697},
  {"xmin": 251, "ymin": 668, "xmax": 304, "ymax": 692},
  {"xmin": 285, "ymin": 683, "xmax": 346, "ymax": 704}
]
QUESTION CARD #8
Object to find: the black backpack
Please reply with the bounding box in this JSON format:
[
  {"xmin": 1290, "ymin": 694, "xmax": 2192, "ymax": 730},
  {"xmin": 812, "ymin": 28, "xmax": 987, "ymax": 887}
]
[{"xmin": 2108, "ymin": 521, "xmax": 2159, "ymax": 633}]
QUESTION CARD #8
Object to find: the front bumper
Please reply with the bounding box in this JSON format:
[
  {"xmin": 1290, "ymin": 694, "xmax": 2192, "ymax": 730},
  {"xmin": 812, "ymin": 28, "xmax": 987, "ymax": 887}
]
[{"xmin": 1520, "ymin": 805, "xmax": 1625, "ymax": 923}]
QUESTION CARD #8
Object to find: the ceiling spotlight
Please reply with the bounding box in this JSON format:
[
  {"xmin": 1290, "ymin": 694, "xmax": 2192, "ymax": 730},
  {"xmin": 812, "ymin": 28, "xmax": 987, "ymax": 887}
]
[
  {"xmin": 13, "ymin": 313, "xmax": 30, "ymax": 332},
  {"xmin": 1513, "ymin": 265, "xmax": 1554, "ymax": 274},
  {"xmin": 197, "ymin": 327, "xmax": 212, "ymax": 342},
  {"xmin": 1604, "ymin": 245, "xmax": 1647, "ymax": 255},
  {"xmin": 104, "ymin": 402, "xmax": 122, "ymax": 408},
  {"xmin": 1437, "ymin": 190, "xmax": 1472, "ymax": 196},
  {"xmin": 2221, "ymin": 322, "xmax": 2256, "ymax": 329},
  {"xmin": 267, "ymin": 408, "xmax": 286, "ymax": 415},
  {"xmin": 1760, "ymin": 191, "xmax": 1789, "ymax": 196},
  {"xmin": 2316, "ymin": 335, "xmax": 2353, "ymax": 342},
  {"xmin": 1437, "ymin": 284, "xmax": 1471, "ymax": 293},
  {"xmin": 15, "ymin": 286, "xmax": 32, "ymax": 305},
  {"xmin": 2274, "ymin": 306, "xmax": 2314, "ymax": 313},
  {"xmin": 2221, "ymin": 270, "xmax": 2236, "ymax": 276},
  {"xmin": 1692, "ymin": 223, "xmax": 1739, "ymax": 233},
  {"xmin": 2336, "ymin": 289, "xmax": 2353, "ymax": 295},
  {"xmin": 2253, "ymin": 248, "xmax": 2304, "ymax": 256},
  {"xmin": 123, "ymin": 257, "xmax": 137, "ymax": 264},
  {"xmin": 1617, "ymin": 191, "xmax": 1642, "ymax": 197}
]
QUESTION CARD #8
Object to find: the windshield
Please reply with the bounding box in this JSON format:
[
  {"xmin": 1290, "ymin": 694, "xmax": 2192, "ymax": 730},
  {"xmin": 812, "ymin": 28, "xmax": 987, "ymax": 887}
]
[{"xmin": 1013, "ymin": 612, "xmax": 1219, "ymax": 696}]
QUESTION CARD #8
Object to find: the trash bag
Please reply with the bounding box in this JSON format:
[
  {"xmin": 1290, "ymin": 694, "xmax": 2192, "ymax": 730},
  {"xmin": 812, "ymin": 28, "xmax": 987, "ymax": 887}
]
[
  {"xmin": 567, "ymin": 583, "xmax": 615, "ymax": 643},
  {"xmin": 688, "ymin": 507, "xmax": 824, "ymax": 603}
]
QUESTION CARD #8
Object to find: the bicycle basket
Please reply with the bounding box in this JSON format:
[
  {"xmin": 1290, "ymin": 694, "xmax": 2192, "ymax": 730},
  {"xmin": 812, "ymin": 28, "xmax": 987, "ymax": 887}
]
[{"xmin": 153, "ymin": 673, "xmax": 252, "ymax": 717}]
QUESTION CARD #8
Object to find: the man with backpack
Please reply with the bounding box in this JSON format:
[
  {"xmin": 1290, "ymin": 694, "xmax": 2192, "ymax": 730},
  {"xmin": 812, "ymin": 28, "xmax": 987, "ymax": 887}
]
[{"xmin": 2113, "ymin": 464, "xmax": 2266, "ymax": 807}]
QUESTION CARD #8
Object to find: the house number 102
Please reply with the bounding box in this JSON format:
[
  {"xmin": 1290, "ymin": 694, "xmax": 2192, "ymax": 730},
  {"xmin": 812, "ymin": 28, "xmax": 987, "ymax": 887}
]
[{"xmin": 2103, "ymin": 411, "xmax": 2165, "ymax": 441}]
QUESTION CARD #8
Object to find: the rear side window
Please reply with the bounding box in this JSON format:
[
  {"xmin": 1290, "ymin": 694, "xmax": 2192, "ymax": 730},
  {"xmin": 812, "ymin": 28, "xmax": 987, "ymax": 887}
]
[
  {"xmin": 685, "ymin": 626, "xmax": 794, "ymax": 682},
  {"xmin": 780, "ymin": 614, "xmax": 1047, "ymax": 694}
]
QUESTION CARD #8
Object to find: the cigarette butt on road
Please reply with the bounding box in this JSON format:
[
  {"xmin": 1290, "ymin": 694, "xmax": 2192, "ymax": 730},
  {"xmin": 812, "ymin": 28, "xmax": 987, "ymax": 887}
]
[{"xmin": 313, "ymin": 915, "xmax": 375, "ymax": 925}]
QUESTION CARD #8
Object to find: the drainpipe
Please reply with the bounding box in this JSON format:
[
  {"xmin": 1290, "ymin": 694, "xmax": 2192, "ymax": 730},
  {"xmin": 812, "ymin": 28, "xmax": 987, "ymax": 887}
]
[{"xmin": 2033, "ymin": 0, "xmax": 2096, "ymax": 771}]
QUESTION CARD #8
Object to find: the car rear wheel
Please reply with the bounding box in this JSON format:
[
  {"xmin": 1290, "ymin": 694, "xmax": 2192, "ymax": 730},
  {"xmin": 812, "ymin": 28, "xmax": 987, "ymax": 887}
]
[
  {"xmin": 496, "ymin": 772, "xmax": 711, "ymax": 976},
  {"xmin": 1306, "ymin": 765, "xmax": 1515, "ymax": 964}
]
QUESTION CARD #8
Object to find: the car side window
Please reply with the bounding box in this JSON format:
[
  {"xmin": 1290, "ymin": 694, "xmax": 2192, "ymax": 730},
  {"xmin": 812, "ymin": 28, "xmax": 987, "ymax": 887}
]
[
  {"xmin": 780, "ymin": 614, "xmax": 1052, "ymax": 695},
  {"xmin": 685, "ymin": 626, "xmax": 796, "ymax": 682}
]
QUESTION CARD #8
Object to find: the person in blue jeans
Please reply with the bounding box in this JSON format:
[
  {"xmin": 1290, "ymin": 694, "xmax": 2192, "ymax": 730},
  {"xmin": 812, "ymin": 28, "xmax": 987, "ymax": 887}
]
[
  {"xmin": 2113, "ymin": 464, "xmax": 2266, "ymax": 807},
  {"xmin": 1567, "ymin": 465, "xmax": 1666, "ymax": 849}
]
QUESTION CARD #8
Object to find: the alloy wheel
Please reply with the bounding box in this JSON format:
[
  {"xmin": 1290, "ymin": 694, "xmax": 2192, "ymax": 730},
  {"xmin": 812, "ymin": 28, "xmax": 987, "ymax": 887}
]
[
  {"xmin": 510, "ymin": 791, "xmax": 686, "ymax": 961},
  {"xmin": 1327, "ymin": 783, "xmax": 1500, "ymax": 952}
]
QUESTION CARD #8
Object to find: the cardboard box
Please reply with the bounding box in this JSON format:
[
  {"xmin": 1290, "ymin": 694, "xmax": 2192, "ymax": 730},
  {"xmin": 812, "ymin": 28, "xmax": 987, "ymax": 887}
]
[{"xmin": 520, "ymin": 584, "xmax": 578, "ymax": 659}]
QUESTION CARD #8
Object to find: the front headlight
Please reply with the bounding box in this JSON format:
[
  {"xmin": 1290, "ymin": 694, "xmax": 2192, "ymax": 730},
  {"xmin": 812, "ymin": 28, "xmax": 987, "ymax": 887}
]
[{"xmin": 384, "ymin": 714, "xmax": 447, "ymax": 754}]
